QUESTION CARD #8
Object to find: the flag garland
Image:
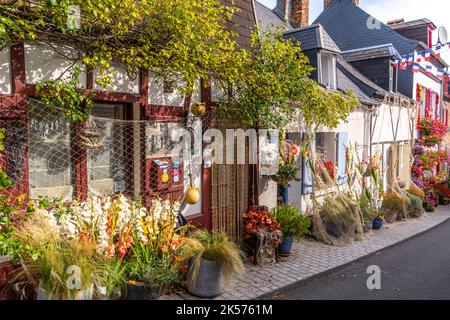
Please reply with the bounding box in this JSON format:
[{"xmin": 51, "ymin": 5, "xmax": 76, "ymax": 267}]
[{"xmin": 392, "ymin": 42, "xmax": 450, "ymax": 79}]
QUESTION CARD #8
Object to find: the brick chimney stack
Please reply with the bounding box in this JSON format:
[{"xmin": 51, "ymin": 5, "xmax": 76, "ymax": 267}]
[
  {"xmin": 290, "ymin": 0, "xmax": 309, "ymax": 28},
  {"xmin": 324, "ymin": 0, "xmax": 360, "ymax": 10}
]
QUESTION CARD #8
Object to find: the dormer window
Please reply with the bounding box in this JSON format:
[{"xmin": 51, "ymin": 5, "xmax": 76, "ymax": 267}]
[{"xmin": 319, "ymin": 51, "xmax": 337, "ymax": 90}]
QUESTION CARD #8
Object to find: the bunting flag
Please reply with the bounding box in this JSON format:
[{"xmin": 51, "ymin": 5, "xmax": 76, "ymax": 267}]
[
  {"xmin": 437, "ymin": 68, "xmax": 445, "ymax": 79},
  {"xmin": 435, "ymin": 45, "xmax": 442, "ymax": 59},
  {"xmin": 426, "ymin": 65, "xmax": 433, "ymax": 75},
  {"xmin": 412, "ymin": 62, "xmax": 420, "ymax": 73},
  {"xmin": 416, "ymin": 51, "xmax": 422, "ymax": 62},
  {"xmin": 393, "ymin": 57, "xmax": 399, "ymax": 68},
  {"xmin": 425, "ymin": 49, "xmax": 431, "ymax": 61},
  {"xmin": 400, "ymin": 56, "xmax": 407, "ymax": 70},
  {"xmin": 408, "ymin": 53, "xmax": 414, "ymax": 65}
]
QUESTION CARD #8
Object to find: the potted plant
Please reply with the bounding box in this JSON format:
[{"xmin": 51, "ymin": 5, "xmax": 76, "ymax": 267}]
[
  {"xmin": 125, "ymin": 242, "xmax": 183, "ymax": 300},
  {"xmin": 358, "ymin": 189, "xmax": 378, "ymax": 232},
  {"xmin": 181, "ymin": 230, "xmax": 244, "ymax": 298},
  {"xmin": 381, "ymin": 192, "xmax": 405, "ymax": 223},
  {"xmin": 270, "ymin": 205, "xmax": 311, "ymax": 257}
]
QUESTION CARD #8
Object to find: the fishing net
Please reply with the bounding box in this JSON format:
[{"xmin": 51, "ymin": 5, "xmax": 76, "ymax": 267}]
[
  {"xmin": 0, "ymin": 98, "xmax": 203, "ymax": 213},
  {"xmin": 306, "ymin": 138, "xmax": 377, "ymax": 245}
]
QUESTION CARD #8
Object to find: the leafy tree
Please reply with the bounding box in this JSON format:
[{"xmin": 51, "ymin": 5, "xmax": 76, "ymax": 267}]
[
  {"xmin": 218, "ymin": 29, "xmax": 359, "ymax": 131},
  {"xmin": 0, "ymin": 0, "xmax": 249, "ymax": 93}
]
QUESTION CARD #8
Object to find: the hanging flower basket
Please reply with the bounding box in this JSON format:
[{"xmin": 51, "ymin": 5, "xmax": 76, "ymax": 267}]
[{"xmin": 77, "ymin": 125, "xmax": 103, "ymax": 150}]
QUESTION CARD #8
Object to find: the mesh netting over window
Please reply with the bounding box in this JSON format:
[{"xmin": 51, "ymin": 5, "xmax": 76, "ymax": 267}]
[{"xmin": 0, "ymin": 98, "xmax": 201, "ymax": 207}]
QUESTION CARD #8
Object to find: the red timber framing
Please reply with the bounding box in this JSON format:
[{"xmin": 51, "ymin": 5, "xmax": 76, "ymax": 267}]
[{"xmin": 1, "ymin": 42, "xmax": 212, "ymax": 229}]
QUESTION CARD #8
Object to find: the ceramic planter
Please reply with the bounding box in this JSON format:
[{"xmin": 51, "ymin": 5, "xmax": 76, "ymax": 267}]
[
  {"xmin": 125, "ymin": 282, "xmax": 161, "ymax": 300},
  {"xmin": 36, "ymin": 282, "xmax": 94, "ymax": 300},
  {"xmin": 372, "ymin": 217, "xmax": 383, "ymax": 230},
  {"xmin": 186, "ymin": 259, "xmax": 224, "ymax": 298},
  {"xmin": 279, "ymin": 235, "xmax": 295, "ymax": 257}
]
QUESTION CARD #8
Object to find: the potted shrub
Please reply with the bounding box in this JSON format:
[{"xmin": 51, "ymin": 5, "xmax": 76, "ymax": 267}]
[
  {"xmin": 270, "ymin": 205, "xmax": 311, "ymax": 257},
  {"xmin": 406, "ymin": 193, "xmax": 424, "ymax": 218},
  {"xmin": 381, "ymin": 192, "xmax": 405, "ymax": 223},
  {"xmin": 181, "ymin": 230, "xmax": 244, "ymax": 298}
]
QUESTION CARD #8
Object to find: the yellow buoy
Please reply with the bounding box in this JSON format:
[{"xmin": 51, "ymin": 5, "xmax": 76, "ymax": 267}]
[{"xmin": 185, "ymin": 186, "xmax": 201, "ymax": 205}]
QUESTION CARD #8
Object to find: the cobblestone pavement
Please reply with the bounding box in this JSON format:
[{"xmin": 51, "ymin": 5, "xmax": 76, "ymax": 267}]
[{"xmin": 162, "ymin": 207, "xmax": 450, "ymax": 300}]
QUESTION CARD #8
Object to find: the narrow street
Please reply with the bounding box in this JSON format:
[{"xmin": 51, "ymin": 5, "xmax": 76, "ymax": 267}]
[{"xmin": 266, "ymin": 217, "xmax": 450, "ymax": 300}]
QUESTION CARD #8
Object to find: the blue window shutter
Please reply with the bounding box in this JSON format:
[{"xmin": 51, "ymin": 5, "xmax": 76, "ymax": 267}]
[
  {"xmin": 302, "ymin": 135, "xmax": 315, "ymax": 195},
  {"xmin": 337, "ymin": 132, "xmax": 349, "ymax": 185}
]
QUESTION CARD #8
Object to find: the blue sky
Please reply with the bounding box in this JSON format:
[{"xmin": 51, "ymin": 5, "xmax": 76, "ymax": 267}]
[{"xmin": 257, "ymin": 0, "xmax": 450, "ymax": 31}]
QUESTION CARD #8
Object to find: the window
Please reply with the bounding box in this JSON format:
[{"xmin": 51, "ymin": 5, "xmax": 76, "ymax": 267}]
[
  {"xmin": 319, "ymin": 52, "xmax": 337, "ymax": 90},
  {"xmin": 390, "ymin": 61, "xmax": 398, "ymax": 93}
]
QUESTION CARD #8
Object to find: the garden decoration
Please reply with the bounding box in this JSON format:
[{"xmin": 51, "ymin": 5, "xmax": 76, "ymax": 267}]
[
  {"xmin": 181, "ymin": 230, "xmax": 244, "ymax": 298},
  {"xmin": 272, "ymin": 140, "xmax": 301, "ymax": 204},
  {"xmin": 77, "ymin": 120, "xmax": 103, "ymax": 150},
  {"xmin": 270, "ymin": 205, "xmax": 311, "ymax": 257},
  {"xmin": 243, "ymin": 206, "xmax": 282, "ymax": 265},
  {"xmin": 307, "ymin": 143, "xmax": 365, "ymax": 246}
]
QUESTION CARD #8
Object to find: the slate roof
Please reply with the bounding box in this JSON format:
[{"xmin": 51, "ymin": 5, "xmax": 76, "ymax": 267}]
[
  {"xmin": 255, "ymin": 1, "xmax": 293, "ymax": 32},
  {"xmin": 342, "ymin": 44, "xmax": 399, "ymax": 62},
  {"xmin": 223, "ymin": 0, "xmax": 257, "ymax": 49},
  {"xmin": 284, "ymin": 24, "xmax": 341, "ymax": 53},
  {"xmin": 313, "ymin": 0, "xmax": 419, "ymax": 55}
]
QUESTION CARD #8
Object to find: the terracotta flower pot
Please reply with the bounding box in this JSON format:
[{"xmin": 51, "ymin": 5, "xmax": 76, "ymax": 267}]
[
  {"xmin": 384, "ymin": 210, "xmax": 398, "ymax": 224},
  {"xmin": 0, "ymin": 256, "xmax": 18, "ymax": 300}
]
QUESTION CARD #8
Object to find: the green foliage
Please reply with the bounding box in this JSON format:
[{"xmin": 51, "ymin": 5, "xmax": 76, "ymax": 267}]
[
  {"xmin": 1, "ymin": 0, "xmax": 248, "ymax": 95},
  {"xmin": 35, "ymin": 66, "xmax": 93, "ymax": 122},
  {"xmin": 126, "ymin": 240, "xmax": 183, "ymax": 290},
  {"xmin": 0, "ymin": 128, "xmax": 12, "ymax": 189},
  {"xmin": 359, "ymin": 189, "xmax": 378, "ymax": 221},
  {"xmin": 270, "ymin": 205, "xmax": 311, "ymax": 240},
  {"xmin": 181, "ymin": 230, "xmax": 244, "ymax": 283},
  {"xmin": 219, "ymin": 29, "xmax": 359, "ymax": 130}
]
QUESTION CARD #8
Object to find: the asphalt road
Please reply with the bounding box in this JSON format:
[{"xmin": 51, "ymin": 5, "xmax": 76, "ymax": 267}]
[{"xmin": 264, "ymin": 218, "xmax": 450, "ymax": 300}]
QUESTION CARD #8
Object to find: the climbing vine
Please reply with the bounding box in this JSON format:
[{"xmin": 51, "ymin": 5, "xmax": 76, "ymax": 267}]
[
  {"xmin": 35, "ymin": 66, "xmax": 93, "ymax": 122},
  {"xmin": 218, "ymin": 29, "xmax": 359, "ymax": 131}
]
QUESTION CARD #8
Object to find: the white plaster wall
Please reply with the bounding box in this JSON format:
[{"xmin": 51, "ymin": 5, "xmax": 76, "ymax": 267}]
[
  {"xmin": 211, "ymin": 78, "xmax": 227, "ymax": 103},
  {"xmin": 94, "ymin": 64, "xmax": 139, "ymax": 94},
  {"xmin": 148, "ymin": 75, "xmax": 185, "ymax": 107},
  {"xmin": 0, "ymin": 47, "xmax": 11, "ymax": 94},
  {"xmin": 372, "ymin": 104, "xmax": 413, "ymax": 144},
  {"xmin": 24, "ymin": 43, "xmax": 86, "ymax": 87},
  {"xmin": 413, "ymin": 68, "xmax": 442, "ymax": 100}
]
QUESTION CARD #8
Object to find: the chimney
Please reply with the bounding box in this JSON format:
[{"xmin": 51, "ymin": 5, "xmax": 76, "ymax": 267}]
[
  {"xmin": 290, "ymin": 0, "xmax": 309, "ymax": 28},
  {"xmin": 324, "ymin": 0, "xmax": 360, "ymax": 10}
]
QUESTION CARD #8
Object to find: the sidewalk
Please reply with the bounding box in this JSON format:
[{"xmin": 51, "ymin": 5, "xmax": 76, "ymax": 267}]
[{"xmin": 162, "ymin": 206, "xmax": 450, "ymax": 300}]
